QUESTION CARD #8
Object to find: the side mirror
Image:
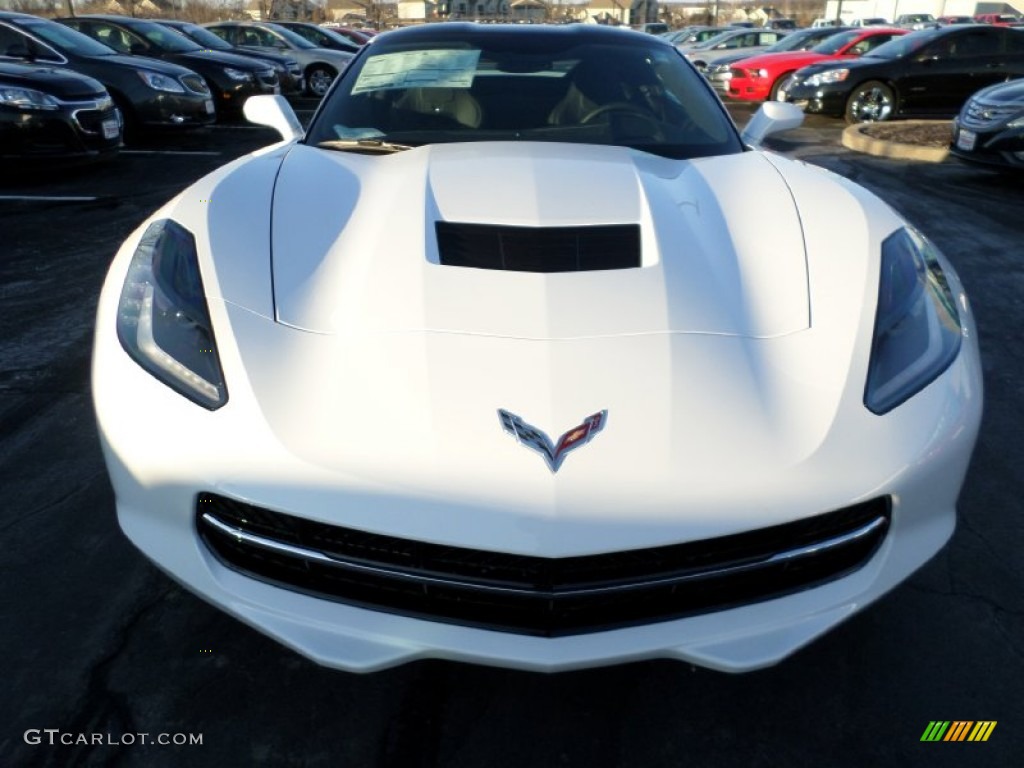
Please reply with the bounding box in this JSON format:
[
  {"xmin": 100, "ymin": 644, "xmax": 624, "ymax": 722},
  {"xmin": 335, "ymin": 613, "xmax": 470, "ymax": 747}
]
[
  {"xmin": 243, "ymin": 94, "xmax": 305, "ymax": 142},
  {"xmin": 740, "ymin": 101, "xmax": 804, "ymax": 147}
]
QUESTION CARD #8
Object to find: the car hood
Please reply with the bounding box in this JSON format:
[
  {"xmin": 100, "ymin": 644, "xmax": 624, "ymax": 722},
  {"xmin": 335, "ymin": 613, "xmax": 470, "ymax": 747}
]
[
  {"xmin": 0, "ymin": 62, "xmax": 106, "ymax": 98},
  {"xmin": 267, "ymin": 143, "xmax": 810, "ymax": 339},
  {"xmin": 86, "ymin": 51, "xmax": 202, "ymax": 77},
  {"xmin": 180, "ymin": 49, "xmax": 272, "ymax": 71},
  {"xmin": 173, "ymin": 146, "xmax": 905, "ymax": 542},
  {"xmin": 798, "ymin": 55, "xmax": 890, "ymax": 76},
  {"xmin": 739, "ymin": 51, "xmax": 824, "ymax": 70},
  {"xmin": 973, "ymin": 78, "xmax": 1024, "ymax": 105}
]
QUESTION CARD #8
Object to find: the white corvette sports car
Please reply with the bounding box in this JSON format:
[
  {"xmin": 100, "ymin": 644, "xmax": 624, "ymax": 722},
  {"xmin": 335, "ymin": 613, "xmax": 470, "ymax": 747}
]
[{"xmin": 93, "ymin": 24, "xmax": 983, "ymax": 673}]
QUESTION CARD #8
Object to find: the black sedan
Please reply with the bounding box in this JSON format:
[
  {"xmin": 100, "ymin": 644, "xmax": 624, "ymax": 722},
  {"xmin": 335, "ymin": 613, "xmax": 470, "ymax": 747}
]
[
  {"xmin": 0, "ymin": 61, "xmax": 120, "ymax": 165},
  {"xmin": 951, "ymin": 78, "xmax": 1024, "ymax": 171},
  {"xmin": 204, "ymin": 21, "xmax": 355, "ymax": 98},
  {"xmin": 58, "ymin": 15, "xmax": 280, "ymax": 119},
  {"xmin": 781, "ymin": 24, "xmax": 1024, "ymax": 122},
  {"xmin": 0, "ymin": 12, "xmax": 215, "ymax": 136},
  {"xmin": 156, "ymin": 19, "xmax": 304, "ymax": 97}
]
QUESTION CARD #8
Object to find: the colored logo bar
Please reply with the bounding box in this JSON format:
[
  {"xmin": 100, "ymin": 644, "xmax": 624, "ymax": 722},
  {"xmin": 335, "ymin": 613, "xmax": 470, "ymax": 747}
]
[{"xmin": 920, "ymin": 721, "xmax": 997, "ymax": 742}]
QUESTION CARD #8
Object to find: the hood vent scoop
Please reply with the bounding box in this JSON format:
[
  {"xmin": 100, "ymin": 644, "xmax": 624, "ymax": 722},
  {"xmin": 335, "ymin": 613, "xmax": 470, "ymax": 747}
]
[{"xmin": 435, "ymin": 222, "xmax": 641, "ymax": 273}]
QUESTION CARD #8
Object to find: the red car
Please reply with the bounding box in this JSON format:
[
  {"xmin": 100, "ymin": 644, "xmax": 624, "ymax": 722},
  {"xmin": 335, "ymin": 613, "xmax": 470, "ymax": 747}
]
[{"xmin": 727, "ymin": 27, "xmax": 907, "ymax": 102}]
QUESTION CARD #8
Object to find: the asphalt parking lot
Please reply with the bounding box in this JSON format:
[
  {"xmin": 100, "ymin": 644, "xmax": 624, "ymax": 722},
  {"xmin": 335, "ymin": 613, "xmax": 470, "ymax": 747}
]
[{"xmin": 2, "ymin": 101, "xmax": 1022, "ymax": 767}]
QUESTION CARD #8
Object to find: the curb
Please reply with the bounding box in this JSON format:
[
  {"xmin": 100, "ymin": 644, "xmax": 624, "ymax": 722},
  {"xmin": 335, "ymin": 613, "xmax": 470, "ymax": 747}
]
[{"xmin": 841, "ymin": 120, "xmax": 951, "ymax": 163}]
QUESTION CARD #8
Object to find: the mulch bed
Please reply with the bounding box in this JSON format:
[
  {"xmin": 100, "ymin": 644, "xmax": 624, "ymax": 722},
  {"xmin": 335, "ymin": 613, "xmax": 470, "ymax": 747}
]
[{"xmin": 858, "ymin": 122, "xmax": 953, "ymax": 148}]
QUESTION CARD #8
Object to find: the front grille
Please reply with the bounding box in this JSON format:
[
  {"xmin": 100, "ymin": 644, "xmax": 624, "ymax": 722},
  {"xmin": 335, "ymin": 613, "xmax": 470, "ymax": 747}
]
[
  {"xmin": 962, "ymin": 99, "xmax": 1021, "ymax": 129},
  {"xmin": 197, "ymin": 492, "xmax": 891, "ymax": 637},
  {"xmin": 256, "ymin": 69, "xmax": 278, "ymax": 87},
  {"xmin": 181, "ymin": 75, "xmax": 209, "ymax": 95},
  {"xmin": 74, "ymin": 106, "xmax": 118, "ymax": 135},
  {"xmin": 435, "ymin": 222, "xmax": 641, "ymax": 273}
]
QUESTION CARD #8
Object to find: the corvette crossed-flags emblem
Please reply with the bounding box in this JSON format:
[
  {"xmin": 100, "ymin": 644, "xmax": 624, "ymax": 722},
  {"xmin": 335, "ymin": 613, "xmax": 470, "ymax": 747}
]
[{"xmin": 498, "ymin": 409, "xmax": 607, "ymax": 473}]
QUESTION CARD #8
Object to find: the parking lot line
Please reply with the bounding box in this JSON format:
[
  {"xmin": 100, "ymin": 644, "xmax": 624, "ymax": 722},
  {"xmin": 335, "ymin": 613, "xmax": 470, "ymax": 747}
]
[{"xmin": 0, "ymin": 195, "xmax": 99, "ymax": 202}]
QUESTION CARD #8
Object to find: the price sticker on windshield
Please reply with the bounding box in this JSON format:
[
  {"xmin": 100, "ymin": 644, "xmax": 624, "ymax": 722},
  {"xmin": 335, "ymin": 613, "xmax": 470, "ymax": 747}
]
[{"xmin": 352, "ymin": 50, "xmax": 482, "ymax": 94}]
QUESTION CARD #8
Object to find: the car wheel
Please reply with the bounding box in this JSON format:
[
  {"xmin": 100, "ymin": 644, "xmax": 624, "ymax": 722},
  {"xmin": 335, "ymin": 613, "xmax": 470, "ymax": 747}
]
[
  {"xmin": 845, "ymin": 81, "xmax": 895, "ymax": 124},
  {"xmin": 773, "ymin": 74, "xmax": 797, "ymax": 102},
  {"xmin": 769, "ymin": 72, "xmax": 795, "ymax": 101},
  {"xmin": 306, "ymin": 65, "xmax": 336, "ymax": 98}
]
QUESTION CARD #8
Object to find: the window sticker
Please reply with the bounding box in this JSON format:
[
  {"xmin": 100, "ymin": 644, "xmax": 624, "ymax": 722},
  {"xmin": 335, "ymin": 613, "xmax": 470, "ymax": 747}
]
[{"xmin": 352, "ymin": 49, "xmax": 482, "ymax": 94}]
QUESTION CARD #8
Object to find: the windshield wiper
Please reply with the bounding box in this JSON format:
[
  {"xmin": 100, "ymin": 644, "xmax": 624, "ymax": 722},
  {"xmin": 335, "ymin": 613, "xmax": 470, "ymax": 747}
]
[{"xmin": 317, "ymin": 139, "xmax": 413, "ymax": 154}]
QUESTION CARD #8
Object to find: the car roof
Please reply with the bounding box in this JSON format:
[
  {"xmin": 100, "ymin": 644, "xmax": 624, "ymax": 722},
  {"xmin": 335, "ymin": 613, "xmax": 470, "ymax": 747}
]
[{"xmin": 373, "ymin": 21, "xmax": 667, "ymax": 46}]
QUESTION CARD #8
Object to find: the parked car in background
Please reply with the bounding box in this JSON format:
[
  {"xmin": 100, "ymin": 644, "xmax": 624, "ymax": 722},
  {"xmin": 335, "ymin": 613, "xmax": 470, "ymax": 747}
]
[
  {"xmin": 728, "ymin": 28, "xmax": 906, "ymax": 102},
  {"xmin": 781, "ymin": 25, "xmax": 1024, "ymax": 122},
  {"xmin": 851, "ymin": 18, "xmax": 890, "ymax": 27},
  {"xmin": 974, "ymin": 13, "xmax": 1022, "ymax": 25},
  {"xmin": 319, "ymin": 24, "xmax": 374, "ymax": 46},
  {"xmin": 811, "ymin": 18, "xmax": 843, "ymax": 28},
  {"xmin": 936, "ymin": 15, "xmax": 975, "ymax": 25},
  {"xmin": 0, "ymin": 12, "xmax": 215, "ymax": 137},
  {"xmin": 204, "ymin": 21, "xmax": 354, "ymax": 98},
  {"xmin": 632, "ymin": 22, "xmax": 670, "ymax": 35},
  {"xmin": 704, "ymin": 26, "xmax": 853, "ymax": 94},
  {"xmin": 763, "ymin": 18, "xmax": 796, "ymax": 30},
  {"xmin": 58, "ymin": 15, "xmax": 280, "ymax": 120},
  {"xmin": 0, "ymin": 60, "xmax": 120, "ymax": 165},
  {"xmin": 157, "ymin": 19, "xmax": 304, "ymax": 97},
  {"xmin": 682, "ymin": 28, "xmax": 789, "ymax": 71},
  {"xmin": 668, "ymin": 26, "xmax": 724, "ymax": 47},
  {"xmin": 951, "ymin": 78, "xmax": 1024, "ymax": 171},
  {"xmin": 895, "ymin": 14, "xmax": 939, "ymax": 29},
  {"xmin": 272, "ymin": 21, "xmax": 362, "ymax": 54}
]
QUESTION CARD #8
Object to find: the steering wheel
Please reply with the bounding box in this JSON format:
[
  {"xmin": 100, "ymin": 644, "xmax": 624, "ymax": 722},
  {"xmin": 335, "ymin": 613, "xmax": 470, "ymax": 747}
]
[{"xmin": 580, "ymin": 102, "xmax": 659, "ymax": 126}]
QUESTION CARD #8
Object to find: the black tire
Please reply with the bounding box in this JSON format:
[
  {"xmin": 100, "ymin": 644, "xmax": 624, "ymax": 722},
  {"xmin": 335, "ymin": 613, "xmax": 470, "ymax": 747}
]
[
  {"xmin": 769, "ymin": 71, "xmax": 795, "ymax": 101},
  {"xmin": 845, "ymin": 80, "xmax": 896, "ymax": 124},
  {"xmin": 306, "ymin": 65, "xmax": 336, "ymax": 98}
]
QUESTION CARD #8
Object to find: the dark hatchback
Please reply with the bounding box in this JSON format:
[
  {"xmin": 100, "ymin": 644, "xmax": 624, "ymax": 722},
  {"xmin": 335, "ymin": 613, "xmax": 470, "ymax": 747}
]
[
  {"xmin": 0, "ymin": 12, "xmax": 214, "ymax": 135},
  {"xmin": 782, "ymin": 24, "xmax": 1024, "ymax": 122},
  {"xmin": 0, "ymin": 61, "xmax": 120, "ymax": 164},
  {"xmin": 58, "ymin": 15, "xmax": 280, "ymax": 118},
  {"xmin": 156, "ymin": 19, "xmax": 304, "ymax": 97},
  {"xmin": 952, "ymin": 78, "xmax": 1024, "ymax": 170}
]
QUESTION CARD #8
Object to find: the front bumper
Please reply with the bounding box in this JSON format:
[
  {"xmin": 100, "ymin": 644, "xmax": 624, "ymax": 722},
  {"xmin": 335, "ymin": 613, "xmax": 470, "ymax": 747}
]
[
  {"xmin": 134, "ymin": 90, "xmax": 216, "ymax": 128},
  {"xmin": 727, "ymin": 75, "xmax": 770, "ymax": 102},
  {"xmin": 0, "ymin": 97, "xmax": 121, "ymax": 163},
  {"xmin": 950, "ymin": 118, "xmax": 1024, "ymax": 171},
  {"xmin": 93, "ymin": 263, "xmax": 983, "ymax": 673},
  {"xmin": 781, "ymin": 81, "xmax": 849, "ymax": 117}
]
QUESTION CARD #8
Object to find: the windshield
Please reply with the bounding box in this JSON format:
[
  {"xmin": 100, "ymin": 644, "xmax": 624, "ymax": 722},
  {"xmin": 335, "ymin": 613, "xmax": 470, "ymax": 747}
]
[
  {"xmin": 864, "ymin": 29, "xmax": 935, "ymax": 59},
  {"xmin": 136, "ymin": 22, "xmax": 201, "ymax": 53},
  {"xmin": 811, "ymin": 30, "xmax": 861, "ymax": 55},
  {"xmin": 306, "ymin": 29, "xmax": 742, "ymax": 161},
  {"xmin": 692, "ymin": 30, "xmax": 736, "ymax": 49},
  {"xmin": 266, "ymin": 24, "xmax": 316, "ymax": 49},
  {"xmin": 765, "ymin": 28, "xmax": 828, "ymax": 52},
  {"xmin": 21, "ymin": 18, "xmax": 117, "ymax": 56},
  {"xmin": 175, "ymin": 23, "xmax": 232, "ymax": 51}
]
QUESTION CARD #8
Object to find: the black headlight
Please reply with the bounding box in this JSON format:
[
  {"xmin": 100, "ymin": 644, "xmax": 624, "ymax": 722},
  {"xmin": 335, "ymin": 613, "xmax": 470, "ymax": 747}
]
[
  {"xmin": 864, "ymin": 227, "xmax": 962, "ymax": 414},
  {"xmin": 116, "ymin": 220, "xmax": 228, "ymax": 410}
]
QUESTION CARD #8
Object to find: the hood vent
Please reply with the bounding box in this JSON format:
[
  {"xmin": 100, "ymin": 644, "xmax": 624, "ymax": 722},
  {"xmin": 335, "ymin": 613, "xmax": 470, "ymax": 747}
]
[{"xmin": 435, "ymin": 222, "xmax": 641, "ymax": 273}]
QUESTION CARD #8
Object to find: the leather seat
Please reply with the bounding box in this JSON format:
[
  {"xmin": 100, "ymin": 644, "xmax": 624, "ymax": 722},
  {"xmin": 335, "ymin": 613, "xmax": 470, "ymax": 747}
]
[{"xmin": 393, "ymin": 87, "xmax": 483, "ymax": 128}]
